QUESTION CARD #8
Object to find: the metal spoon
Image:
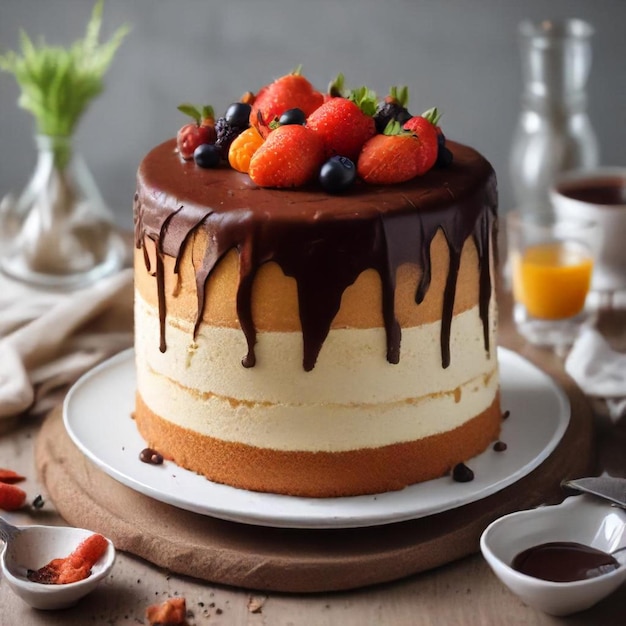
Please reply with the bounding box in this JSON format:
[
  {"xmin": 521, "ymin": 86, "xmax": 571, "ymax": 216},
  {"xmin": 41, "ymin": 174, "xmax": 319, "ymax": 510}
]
[
  {"xmin": 0, "ymin": 515, "xmax": 21, "ymax": 544},
  {"xmin": 561, "ymin": 476, "xmax": 626, "ymax": 509}
]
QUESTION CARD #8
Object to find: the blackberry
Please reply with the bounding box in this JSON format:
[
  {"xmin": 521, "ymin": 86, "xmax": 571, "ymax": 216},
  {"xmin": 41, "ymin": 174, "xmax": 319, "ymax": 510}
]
[
  {"xmin": 215, "ymin": 116, "xmax": 245, "ymax": 159},
  {"xmin": 374, "ymin": 101, "xmax": 412, "ymax": 134}
]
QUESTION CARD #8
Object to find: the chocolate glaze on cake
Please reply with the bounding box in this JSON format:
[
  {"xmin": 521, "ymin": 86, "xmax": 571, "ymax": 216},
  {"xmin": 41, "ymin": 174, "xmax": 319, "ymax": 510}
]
[{"xmin": 134, "ymin": 138, "xmax": 497, "ymax": 371}]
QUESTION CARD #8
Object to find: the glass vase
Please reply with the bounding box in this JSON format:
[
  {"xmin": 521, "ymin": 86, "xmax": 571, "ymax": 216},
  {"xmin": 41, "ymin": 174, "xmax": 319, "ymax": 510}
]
[
  {"xmin": 510, "ymin": 18, "xmax": 599, "ymax": 218},
  {"xmin": 0, "ymin": 134, "xmax": 125, "ymax": 289}
]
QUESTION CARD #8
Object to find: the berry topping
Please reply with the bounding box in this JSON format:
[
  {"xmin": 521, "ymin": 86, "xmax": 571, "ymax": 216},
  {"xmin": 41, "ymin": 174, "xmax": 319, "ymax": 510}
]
[
  {"xmin": 420, "ymin": 107, "xmax": 453, "ymax": 169},
  {"xmin": 357, "ymin": 120, "xmax": 436, "ymax": 184},
  {"xmin": 374, "ymin": 85, "xmax": 412, "ymax": 134},
  {"xmin": 279, "ymin": 107, "xmax": 306, "ymax": 126},
  {"xmin": 402, "ymin": 115, "xmax": 439, "ymax": 173},
  {"xmin": 228, "ymin": 126, "xmax": 265, "ymax": 173},
  {"xmin": 224, "ymin": 101, "xmax": 252, "ymax": 128},
  {"xmin": 307, "ymin": 85, "xmax": 377, "ymax": 161},
  {"xmin": 177, "ymin": 73, "xmax": 452, "ymax": 189},
  {"xmin": 176, "ymin": 103, "xmax": 216, "ymax": 160},
  {"xmin": 319, "ymin": 156, "xmax": 357, "ymax": 194},
  {"xmin": 249, "ymin": 65, "xmax": 324, "ymax": 130},
  {"xmin": 215, "ymin": 116, "xmax": 246, "ymax": 159},
  {"xmin": 249, "ymin": 124, "xmax": 325, "ymax": 188},
  {"xmin": 194, "ymin": 143, "xmax": 221, "ymax": 169}
]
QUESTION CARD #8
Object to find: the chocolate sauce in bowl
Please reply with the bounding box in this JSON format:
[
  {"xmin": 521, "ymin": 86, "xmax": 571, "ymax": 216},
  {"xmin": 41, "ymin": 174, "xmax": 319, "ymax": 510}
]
[{"xmin": 512, "ymin": 541, "xmax": 620, "ymax": 582}]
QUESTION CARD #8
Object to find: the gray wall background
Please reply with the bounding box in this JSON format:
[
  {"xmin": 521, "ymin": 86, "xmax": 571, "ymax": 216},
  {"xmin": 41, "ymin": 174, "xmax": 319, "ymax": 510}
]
[{"xmin": 0, "ymin": 0, "xmax": 625, "ymax": 230}]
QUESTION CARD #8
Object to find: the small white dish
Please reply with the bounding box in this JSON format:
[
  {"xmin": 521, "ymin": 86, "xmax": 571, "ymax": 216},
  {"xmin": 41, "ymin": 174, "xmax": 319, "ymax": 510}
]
[
  {"xmin": 480, "ymin": 495, "xmax": 626, "ymax": 616},
  {"xmin": 1, "ymin": 523, "xmax": 115, "ymax": 610}
]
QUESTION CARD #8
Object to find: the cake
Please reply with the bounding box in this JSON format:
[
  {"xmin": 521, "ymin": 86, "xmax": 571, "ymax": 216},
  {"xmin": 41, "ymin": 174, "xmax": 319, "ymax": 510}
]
[{"xmin": 133, "ymin": 78, "xmax": 501, "ymax": 498}]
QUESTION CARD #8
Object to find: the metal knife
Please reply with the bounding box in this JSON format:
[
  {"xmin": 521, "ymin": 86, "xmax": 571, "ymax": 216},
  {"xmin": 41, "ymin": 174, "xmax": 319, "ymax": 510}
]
[{"xmin": 561, "ymin": 476, "xmax": 626, "ymax": 509}]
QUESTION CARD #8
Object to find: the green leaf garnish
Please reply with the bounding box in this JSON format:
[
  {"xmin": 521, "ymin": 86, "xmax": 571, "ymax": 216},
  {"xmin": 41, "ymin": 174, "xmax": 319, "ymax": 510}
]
[
  {"xmin": 348, "ymin": 85, "xmax": 378, "ymax": 117},
  {"xmin": 422, "ymin": 107, "xmax": 443, "ymax": 126},
  {"xmin": 382, "ymin": 120, "xmax": 412, "ymax": 136},
  {"xmin": 177, "ymin": 103, "xmax": 202, "ymax": 124},
  {"xmin": 388, "ymin": 85, "xmax": 409, "ymax": 108},
  {"xmin": 0, "ymin": 0, "xmax": 129, "ymax": 165},
  {"xmin": 328, "ymin": 72, "xmax": 345, "ymax": 98}
]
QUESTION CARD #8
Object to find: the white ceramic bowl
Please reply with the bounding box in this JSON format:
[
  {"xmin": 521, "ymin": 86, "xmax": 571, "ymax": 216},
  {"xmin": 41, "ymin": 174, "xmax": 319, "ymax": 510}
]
[
  {"xmin": 480, "ymin": 495, "xmax": 626, "ymax": 616},
  {"xmin": 1, "ymin": 524, "xmax": 115, "ymax": 610}
]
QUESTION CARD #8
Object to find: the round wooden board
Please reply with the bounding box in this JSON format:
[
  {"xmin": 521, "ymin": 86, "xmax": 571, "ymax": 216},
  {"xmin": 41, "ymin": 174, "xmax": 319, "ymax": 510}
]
[{"xmin": 34, "ymin": 346, "xmax": 595, "ymax": 594}]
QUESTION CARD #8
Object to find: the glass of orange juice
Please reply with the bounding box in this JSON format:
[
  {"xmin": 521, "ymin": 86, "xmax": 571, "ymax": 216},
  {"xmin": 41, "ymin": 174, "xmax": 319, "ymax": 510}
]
[{"xmin": 507, "ymin": 210, "xmax": 599, "ymax": 349}]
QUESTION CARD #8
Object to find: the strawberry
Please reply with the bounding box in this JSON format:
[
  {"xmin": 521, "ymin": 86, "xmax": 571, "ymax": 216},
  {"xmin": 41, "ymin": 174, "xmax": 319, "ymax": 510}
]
[
  {"xmin": 402, "ymin": 113, "xmax": 439, "ymax": 174},
  {"xmin": 357, "ymin": 120, "xmax": 437, "ymax": 184},
  {"xmin": 248, "ymin": 124, "xmax": 325, "ymax": 188},
  {"xmin": 176, "ymin": 104, "xmax": 216, "ymax": 160},
  {"xmin": 420, "ymin": 107, "xmax": 454, "ymax": 168},
  {"xmin": 307, "ymin": 85, "xmax": 377, "ymax": 161},
  {"xmin": 249, "ymin": 66, "xmax": 324, "ymax": 131},
  {"xmin": 0, "ymin": 482, "xmax": 26, "ymax": 511}
]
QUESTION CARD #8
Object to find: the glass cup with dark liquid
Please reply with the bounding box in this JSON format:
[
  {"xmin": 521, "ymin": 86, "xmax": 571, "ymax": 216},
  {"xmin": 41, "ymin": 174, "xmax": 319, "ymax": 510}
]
[{"xmin": 551, "ymin": 168, "xmax": 626, "ymax": 296}]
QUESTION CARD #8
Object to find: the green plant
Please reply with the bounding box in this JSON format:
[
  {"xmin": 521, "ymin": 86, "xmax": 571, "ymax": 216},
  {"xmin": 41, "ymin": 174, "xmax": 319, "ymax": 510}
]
[{"xmin": 0, "ymin": 0, "xmax": 129, "ymax": 168}]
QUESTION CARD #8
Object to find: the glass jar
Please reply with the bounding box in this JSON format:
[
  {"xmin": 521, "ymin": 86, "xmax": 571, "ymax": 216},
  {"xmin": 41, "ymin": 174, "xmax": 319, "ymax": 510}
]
[
  {"xmin": 510, "ymin": 18, "xmax": 599, "ymax": 217},
  {"xmin": 0, "ymin": 134, "xmax": 125, "ymax": 289}
]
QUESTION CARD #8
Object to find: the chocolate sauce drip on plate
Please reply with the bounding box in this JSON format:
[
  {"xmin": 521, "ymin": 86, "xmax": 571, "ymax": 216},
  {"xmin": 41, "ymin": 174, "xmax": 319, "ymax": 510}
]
[{"xmin": 134, "ymin": 140, "xmax": 497, "ymax": 370}]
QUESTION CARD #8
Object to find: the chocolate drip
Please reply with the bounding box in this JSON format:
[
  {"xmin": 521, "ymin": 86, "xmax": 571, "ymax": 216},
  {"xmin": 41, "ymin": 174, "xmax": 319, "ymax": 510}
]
[{"xmin": 135, "ymin": 140, "xmax": 498, "ymax": 371}]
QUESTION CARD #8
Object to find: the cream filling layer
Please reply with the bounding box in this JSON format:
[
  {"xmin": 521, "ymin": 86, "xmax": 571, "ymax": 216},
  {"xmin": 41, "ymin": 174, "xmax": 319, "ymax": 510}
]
[
  {"xmin": 137, "ymin": 364, "xmax": 499, "ymax": 451},
  {"xmin": 135, "ymin": 291, "xmax": 498, "ymax": 405}
]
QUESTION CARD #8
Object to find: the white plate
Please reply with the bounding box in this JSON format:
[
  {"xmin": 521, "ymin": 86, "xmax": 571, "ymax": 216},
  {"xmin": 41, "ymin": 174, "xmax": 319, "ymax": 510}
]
[{"xmin": 63, "ymin": 347, "xmax": 570, "ymax": 529}]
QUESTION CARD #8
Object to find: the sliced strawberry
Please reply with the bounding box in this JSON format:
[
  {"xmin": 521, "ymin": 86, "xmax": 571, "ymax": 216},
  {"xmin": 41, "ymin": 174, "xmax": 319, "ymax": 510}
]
[
  {"xmin": 249, "ymin": 66, "xmax": 324, "ymax": 130},
  {"xmin": 0, "ymin": 482, "xmax": 27, "ymax": 511},
  {"xmin": 27, "ymin": 533, "xmax": 109, "ymax": 584},
  {"xmin": 0, "ymin": 468, "xmax": 26, "ymax": 484},
  {"xmin": 248, "ymin": 124, "xmax": 325, "ymax": 188},
  {"xmin": 307, "ymin": 86, "xmax": 377, "ymax": 161}
]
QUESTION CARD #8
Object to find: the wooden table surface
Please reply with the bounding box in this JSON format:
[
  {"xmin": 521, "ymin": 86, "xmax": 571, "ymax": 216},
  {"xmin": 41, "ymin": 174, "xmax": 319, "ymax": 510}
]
[{"xmin": 1, "ymin": 297, "xmax": 625, "ymax": 626}]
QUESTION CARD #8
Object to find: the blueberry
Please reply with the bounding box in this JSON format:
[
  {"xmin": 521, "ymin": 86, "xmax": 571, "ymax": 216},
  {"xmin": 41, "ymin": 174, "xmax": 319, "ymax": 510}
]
[
  {"xmin": 194, "ymin": 143, "xmax": 221, "ymax": 168},
  {"xmin": 279, "ymin": 108, "xmax": 306, "ymax": 126},
  {"xmin": 224, "ymin": 102, "xmax": 251, "ymax": 128},
  {"xmin": 319, "ymin": 156, "xmax": 356, "ymax": 193},
  {"xmin": 435, "ymin": 146, "xmax": 453, "ymax": 168}
]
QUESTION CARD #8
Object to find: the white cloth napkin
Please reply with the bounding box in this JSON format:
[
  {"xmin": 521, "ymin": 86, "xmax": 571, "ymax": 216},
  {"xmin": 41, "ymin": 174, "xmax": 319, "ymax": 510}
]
[
  {"xmin": 0, "ymin": 268, "xmax": 133, "ymax": 420},
  {"xmin": 565, "ymin": 326, "xmax": 626, "ymax": 421}
]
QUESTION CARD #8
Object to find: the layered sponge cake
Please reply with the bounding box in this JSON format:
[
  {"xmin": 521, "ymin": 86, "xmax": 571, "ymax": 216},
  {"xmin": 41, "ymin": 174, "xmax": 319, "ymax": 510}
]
[{"xmin": 133, "ymin": 133, "xmax": 500, "ymax": 497}]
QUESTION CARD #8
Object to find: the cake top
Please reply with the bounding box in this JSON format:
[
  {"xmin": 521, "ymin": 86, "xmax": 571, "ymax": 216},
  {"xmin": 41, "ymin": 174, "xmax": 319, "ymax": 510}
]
[{"xmin": 137, "ymin": 138, "xmax": 494, "ymax": 225}]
